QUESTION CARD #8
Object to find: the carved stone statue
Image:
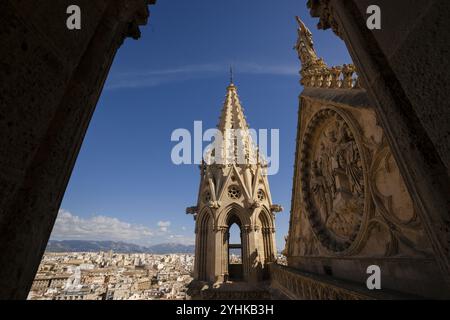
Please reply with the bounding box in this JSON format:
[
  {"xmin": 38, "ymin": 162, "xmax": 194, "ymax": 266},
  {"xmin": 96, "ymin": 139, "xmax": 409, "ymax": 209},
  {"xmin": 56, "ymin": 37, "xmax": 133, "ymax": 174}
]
[
  {"xmin": 301, "ymin": 109, "xmax": 366, "ymax": 252},
  {"xmin": 315, "ymin": 118, "xmax": 364, "ymax": 239},
  {"xmin": 311, "ymin": 161, "xmax": 332, "ymax": 224}
]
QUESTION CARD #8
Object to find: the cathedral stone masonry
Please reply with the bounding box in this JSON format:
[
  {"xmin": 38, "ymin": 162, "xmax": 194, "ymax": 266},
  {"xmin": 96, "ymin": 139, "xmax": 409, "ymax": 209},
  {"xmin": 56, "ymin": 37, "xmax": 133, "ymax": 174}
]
[
  {"xmin": 305, "ymin": 0, "xmax": 450, "ymax": 288},
  {"xmin": 187, "ymin": 82, "xmax": 282, "ymax": 298},
  {"xmin": 273, "ymin": 13, "xmax": 450, "ymax": 299},
  {"xmin": 0, "ymin": 0, "xmax": 449, "ymax": 301},
  {"xmin": 294, "ymin": 17, "xmax": 360, "ymax": 90}
]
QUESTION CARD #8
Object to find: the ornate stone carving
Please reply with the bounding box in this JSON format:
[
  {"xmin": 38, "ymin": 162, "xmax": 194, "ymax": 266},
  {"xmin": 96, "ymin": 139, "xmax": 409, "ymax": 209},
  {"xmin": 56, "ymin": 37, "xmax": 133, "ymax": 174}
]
[
  {"xmin": 306, "ymin": 0, "xmax": 343, "ymax": 39},
  {"xmin": 249, "ymin": 199, "xmax": 262, "ymax": 209},
  {"xmin": 261, "ymin": 227, "xmax": 275, "ymax": 235},
  {"xmin": 363, "ymin": 140, "xmax": 433, "ymax": 257},
  {"xmin": 270, "ymin": 264, "xmax": 374, "ymax": 300},
  {"xmin": 227, "ymin": 185, "xmax": 242, "ymax": 200},
  {"xmin": 294, "ymin": 17, "xmax": 360, "ymax": 89},
  {"xmin": 207, "ymin": 200, "xmax": 221, "ymax": 209},
  {"xmin": 300, "ymin": 108, "xmax": 367, "ymax": 253},
  {"xmin": 213, "ymin": 225, "xmax": 228, "ymax": 233}
]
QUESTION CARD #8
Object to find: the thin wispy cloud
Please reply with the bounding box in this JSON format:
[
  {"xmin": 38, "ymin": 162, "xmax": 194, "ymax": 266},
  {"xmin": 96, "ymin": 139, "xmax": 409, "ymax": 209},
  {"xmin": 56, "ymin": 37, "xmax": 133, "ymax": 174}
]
[{"xmin": 106, "ymin": 62, "xmax": 298, "ymax": 90}]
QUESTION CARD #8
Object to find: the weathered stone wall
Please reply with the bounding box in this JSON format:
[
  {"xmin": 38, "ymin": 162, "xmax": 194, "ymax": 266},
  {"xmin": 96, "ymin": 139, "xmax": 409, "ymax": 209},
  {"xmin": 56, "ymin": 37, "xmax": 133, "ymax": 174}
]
[
  {"xmin": 0, "ymin": 0, "xmax": 155, "ymax": 299},
  {"xmin": 280, "ymin": 0, "xmax": 450, "ymax": 299},
  {"xmin": 285, "ymin": 88, "xmax": 447, "ymax": 298},
  {"xmin": 350, "ymin": 0, "xmax": 450, "ymax": 172},
  {"xmin": 306, "ymin": 0, "xmax": 450, "ymax": 287}
]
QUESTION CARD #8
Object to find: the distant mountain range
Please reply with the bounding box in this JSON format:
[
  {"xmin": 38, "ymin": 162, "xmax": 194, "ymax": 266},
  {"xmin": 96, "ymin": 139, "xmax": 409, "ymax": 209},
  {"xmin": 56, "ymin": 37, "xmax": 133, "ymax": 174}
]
[{"xmin": 46, "ymin": 240, "xmax": 195, "ymax": 254}]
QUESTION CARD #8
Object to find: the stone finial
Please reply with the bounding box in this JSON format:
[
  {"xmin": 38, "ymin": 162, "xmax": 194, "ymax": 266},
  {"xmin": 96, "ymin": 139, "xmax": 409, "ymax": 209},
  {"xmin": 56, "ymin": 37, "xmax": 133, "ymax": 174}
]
[
  {"xmin": 295, "ymin": 16, "xmax": 321, "ymax": 68},
  {"xmin": 294, "ymin": 16, "xmax": 329, "ymax": 74},
  {"xmin": 295, "ymin": 17, "xmax": 360, "ymax": 90}
]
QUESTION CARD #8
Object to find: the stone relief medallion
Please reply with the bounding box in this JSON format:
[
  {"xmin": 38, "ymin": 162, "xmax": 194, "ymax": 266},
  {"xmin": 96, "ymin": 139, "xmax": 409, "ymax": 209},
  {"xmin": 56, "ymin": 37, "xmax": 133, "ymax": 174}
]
[{"xmin": 300, "ymin": 108, "xmax": 368, "ymax": 253}]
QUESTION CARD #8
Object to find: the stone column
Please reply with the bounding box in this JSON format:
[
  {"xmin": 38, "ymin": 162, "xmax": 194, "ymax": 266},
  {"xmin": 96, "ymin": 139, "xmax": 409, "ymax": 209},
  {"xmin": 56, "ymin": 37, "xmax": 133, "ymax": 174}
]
[
  {"xmin": 270, "ymin": 227, "xmax": 277, "ymax": 261},
  {"xmin": 193, "ymin": 224, "xmax": 200, "ymax": 280},
  {"xmin": 213, "ymin": 226, "xmax": 227, "ymax": 283},
  {"xmin": 245, "ymin": 225, "xmax": 263, "ymax": 283},
  {"xmin": 262, "ymin": 227, "xmax": 276, "ymax": 263},
  {"xmin": 240, "ymin": 225, "xmax": 250, "ymax": 282}
]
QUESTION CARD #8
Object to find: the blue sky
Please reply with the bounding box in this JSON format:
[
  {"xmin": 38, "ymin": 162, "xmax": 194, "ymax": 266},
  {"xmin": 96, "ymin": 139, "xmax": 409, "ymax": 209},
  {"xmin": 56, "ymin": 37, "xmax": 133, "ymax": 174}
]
[{"xmin": 50, "ymin": 0, "xmax": 351, "ymax": 249}]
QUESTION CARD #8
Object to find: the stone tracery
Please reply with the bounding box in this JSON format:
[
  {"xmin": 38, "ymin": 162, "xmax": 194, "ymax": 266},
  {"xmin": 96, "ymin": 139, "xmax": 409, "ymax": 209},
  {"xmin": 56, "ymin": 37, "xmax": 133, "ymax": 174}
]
[{"xmin": 187, "ymin": 81, "xmax": 281, "ymax": 291}]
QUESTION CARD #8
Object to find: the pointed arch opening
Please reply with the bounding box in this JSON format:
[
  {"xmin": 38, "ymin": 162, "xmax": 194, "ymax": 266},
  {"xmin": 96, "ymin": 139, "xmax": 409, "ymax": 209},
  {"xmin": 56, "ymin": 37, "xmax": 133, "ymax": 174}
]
[
  {"xmin": 227, "ymin": 216, "xmax": 243, "ymax": 281},
  {"xmin": 196, "ymin": 209, "xmax": 214, "ymax": 282}
]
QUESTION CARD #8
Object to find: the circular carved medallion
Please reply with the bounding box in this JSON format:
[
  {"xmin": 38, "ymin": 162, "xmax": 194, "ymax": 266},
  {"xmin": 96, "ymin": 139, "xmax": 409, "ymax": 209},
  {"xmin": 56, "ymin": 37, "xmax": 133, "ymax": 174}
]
[
  {"xmin": 257, "ymin": 189, "xmax": 265, "ymax": 201},
  {"xmin": 300, "ymin": 108, "xmax": 367, "ymax": 253},
  {"xmin": 228, "ymin": 185, "xmax": 241, "ymax": 200}
]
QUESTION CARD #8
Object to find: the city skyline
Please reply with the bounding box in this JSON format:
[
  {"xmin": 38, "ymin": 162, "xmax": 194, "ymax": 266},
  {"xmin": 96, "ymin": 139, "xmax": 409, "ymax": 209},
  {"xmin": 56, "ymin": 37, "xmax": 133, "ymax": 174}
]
[{"xmin": 29, "ymin": 252, "xmax": 195, "ymax": 300}]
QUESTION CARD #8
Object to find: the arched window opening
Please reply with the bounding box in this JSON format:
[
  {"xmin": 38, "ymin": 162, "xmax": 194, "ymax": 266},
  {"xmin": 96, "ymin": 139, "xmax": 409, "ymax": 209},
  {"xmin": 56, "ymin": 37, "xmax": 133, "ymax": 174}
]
[{"xmin": 227, "ymin": 222, "xmax": 243, "ymax": 281}]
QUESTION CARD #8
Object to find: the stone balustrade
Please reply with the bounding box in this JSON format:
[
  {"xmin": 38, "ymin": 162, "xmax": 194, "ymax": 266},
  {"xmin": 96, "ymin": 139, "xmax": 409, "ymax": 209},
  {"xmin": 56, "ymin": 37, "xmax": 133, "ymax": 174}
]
[
  {"xmin": 269, "ymin": 263, "xmax": 414, "ymax": 300},
  {"xmin": 301, "ymin": 64, "xmax": 361, "ymax": 89}
]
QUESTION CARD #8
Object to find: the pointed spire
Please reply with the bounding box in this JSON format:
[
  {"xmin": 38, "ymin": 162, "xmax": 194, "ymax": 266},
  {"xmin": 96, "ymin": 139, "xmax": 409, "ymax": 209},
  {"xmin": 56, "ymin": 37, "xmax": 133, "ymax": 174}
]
[
  {"xmin": 214, "ymin": 77, "xmax": 258, "ymax": 166},
  {"xmin": 218, "ymin": 77, "xmax": 248, "ymax": 132},
  {"xmin": 229, "ymin": 66, "xmax": 234, "ymax": 85}
]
